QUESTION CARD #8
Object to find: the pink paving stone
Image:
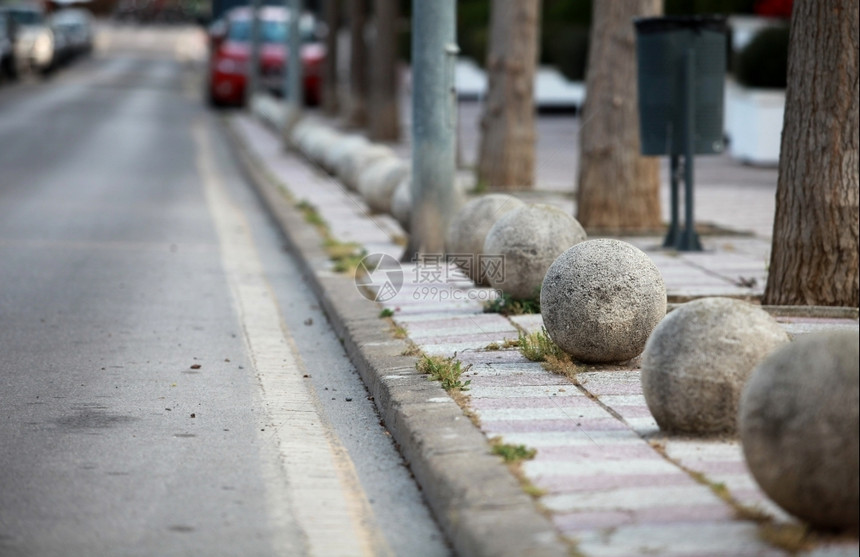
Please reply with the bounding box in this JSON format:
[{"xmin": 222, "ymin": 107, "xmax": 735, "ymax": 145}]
[
  {"xmin": 538, "ymin": 473, "xmax": 698, "ymax": 494},
  {"xmin": 402, "ymin": 314, "xmax": 514, "ymax": 331},
  {"xmin": 776, "ymin": 316, "xmax": 858, "ymax": 325},
  {"xmin": 632, "ymin": 504, "xmax": 736, "ymax": 524},
  {"xmin": 554, "ymin": 510, "xmax": 633, "ymax": 531},
  {"xmin": 483, "ymin": 417, "xmax": 630, "ymax": 434},
  {"xmin": 554, "ymin": 505, "xmax": 735, "ymax": 533},
  {"xmin": 611, "ymin": 405, "xmax": 656, "ymax": 419},
  {"xmin": 457, "ymin": 350, "xmax": 532, "ymax": 365},
  {"xmin": 469, "ymin": 396, "xmax": 592, "ymax": 410},
  {"xmin": 468, "ymin": 373, "xmax": 571, "ymax": 388},
  {"xmin": 688, "ymin": 460, "xmax": 751, "ymax": 475},
  {"xmin": 534, "ymin": 444, "xmax": 663, "ymax": 461},
  {"xmin": 410, "ymin": 332, "xmax": 517, "ymax": 345},
  {"xmin": 582, "ymin": 381, "xmax": 644, "ymax": 396}
]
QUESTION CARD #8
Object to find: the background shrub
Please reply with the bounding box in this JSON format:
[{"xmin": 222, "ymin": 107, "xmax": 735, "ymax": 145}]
[{"xmin": 734, "ymin": 25, "xmax": 790, "ymax": 88}]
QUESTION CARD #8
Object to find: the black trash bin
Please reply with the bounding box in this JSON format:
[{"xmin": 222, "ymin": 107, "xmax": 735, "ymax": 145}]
[{"xmin": 634, "ymin": 16, "xmax": 728, "ymax": 156}]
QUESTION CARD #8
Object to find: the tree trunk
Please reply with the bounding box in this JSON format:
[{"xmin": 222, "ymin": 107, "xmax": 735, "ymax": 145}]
[
  {"xmin": 322, "ymin": 0, "xmax": 339, "ymax": 116},
  {"xmin": 576, "ymin": 0, "xmax": 662, "ymax": 233},
  {"xmin": 763, "ymin": 0, "xmax": 859, "ymax": 307},
  {"xmin": 345, "ymin": 0, "xmax": 368, "ymax": 128},
  {"xmin": 476, "ymin": 0, "xmax": 541, "ymax": 190},
  {"xmin": 369, "ymin": 0, "xmax": 399, "ymax": 141}
]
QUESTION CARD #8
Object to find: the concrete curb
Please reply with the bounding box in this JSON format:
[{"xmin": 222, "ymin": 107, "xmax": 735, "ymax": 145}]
[{"xmin": 220, "ymin": 116, "xmax": 570, "ymax": 557}]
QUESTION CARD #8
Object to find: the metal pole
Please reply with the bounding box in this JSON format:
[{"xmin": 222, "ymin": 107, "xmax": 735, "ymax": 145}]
[
  {"xmin": 682, "ymin": 46, "xmax": 702, "ymax": 251},
  {"xmin": 247, "ymin": 0, "xmax": 262, "ymax": 106},
  {"xmin": 283, "ymin": 0, "xmax": 303, "ymax": 134},
  {"xmin": 663, "ymin": 153, "xmax": 680, "ymax": 248},
  {"xmin": 406, "ymin": 0, "xmax": 459, "ymax": 257}
]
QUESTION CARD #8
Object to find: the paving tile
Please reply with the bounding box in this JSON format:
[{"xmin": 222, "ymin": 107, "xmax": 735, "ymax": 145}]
[
  {"xmin": 537, "ymin": 472, "xmax": 699, "ymax": 494},
  {"xmin": 524, "ymin": 457, "xmax": 682, "ymax": 477},
  {"xmin": 542, "ymin": 485, "xmax": 722, "ymax": 513},
  {"xmin": 476, "ymin": 406, "xmax": 613, "ymax": 422},
  {"xmin": 469, "ymin": 395, "xmax": 593, "ymax": 411},
  {"xmin": 574, "ymin": 522, "xmax": 784, "ymax": 557},
  {"xmin": 497, "ymin": 429, "xmax": 642, "ymax": 447},
  {"xmin": 469, "ymin": 373, "xmax": 571, "ymax": 388}
]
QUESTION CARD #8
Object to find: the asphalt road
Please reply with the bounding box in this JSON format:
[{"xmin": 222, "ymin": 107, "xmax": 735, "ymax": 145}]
[{"xmin": 0, "ymin": 24, "xmax": 449, "ymax": 557}]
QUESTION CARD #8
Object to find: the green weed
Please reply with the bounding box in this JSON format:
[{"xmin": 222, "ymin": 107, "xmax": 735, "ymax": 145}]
[
  {"xmin": 484, "ymin": 291, "xmax": 541, "ymax": 315},
  {"xmin": 416, "ymin": 354, "xmax": 472, "ymax": 392},
  {"xmin": 491, "ymin": 438, "xmax": 537, "ymax": 463}
]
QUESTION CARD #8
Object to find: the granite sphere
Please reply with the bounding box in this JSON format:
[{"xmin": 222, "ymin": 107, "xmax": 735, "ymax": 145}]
[
  {"xmin": 739, "ymin": 331, "xmax": 859, "ymax": 532},
  {"xmin": 446, "ymin": 194, "xmax": 525, "ymax": 285},
  {"xmin": 541, "ymin": 239, "xmax": 667, "ymax": 364},
  {"xmin": 483, "ymin": 204, "xmax": 586, "ymax": 300},
  {"xmin": 338, "ymin": 144, "xmax": 396, "ymax": 191},
  {"xmin": 641, "ymin": 297, "xmax": 790, "ymax": 435},
  {"xmin": 323, "ymin": 134, "xmax": 369, "ymax": 175},
  {"xmin": 303, "ymin": 127, "xmax": 341, "ymax": 165},
  {"xmin": 357, "ymin": 157, "xmax": 409, "ymax": 214},
  {"xmin": 390, "ymin": 176, "xmax": 412, "ymax": 231}
]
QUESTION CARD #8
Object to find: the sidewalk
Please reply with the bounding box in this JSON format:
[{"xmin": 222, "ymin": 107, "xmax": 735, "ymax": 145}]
[{"xmin": 225, "ymin": 104, "xmax": 858, "ymax": 557}]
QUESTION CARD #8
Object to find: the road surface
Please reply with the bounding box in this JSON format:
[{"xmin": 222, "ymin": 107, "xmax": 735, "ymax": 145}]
[{"xmin": 0, "ymin": 23, "xmax": 449, "ymax": 557}]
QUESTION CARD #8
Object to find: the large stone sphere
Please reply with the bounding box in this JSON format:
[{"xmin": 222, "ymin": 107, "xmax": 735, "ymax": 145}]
[
  {"xmin": 446, "ymin": 194, "xmax": 525, "ymax": 286},
  {"xmin": 390, "ymin": 176, "xmax": 411, "ymax": 231},
  {"xmin": 338, "ymin": 144, "xmax": 396, "ymax": 191},
  {"xmin": 302, "ymin": 127, "xmax": 341, "ymax": 166},
  {"xmin": 357, "ymin": 156, "xmax": 409, "ymax": 214},
  {"xmin": 483, "ymin": 204, "xmax": 586, "ymax": 300},
  {"xmin": 541, "ymin": 239, "xmax": 667, "ymax": 364},
  {"xmin": 322, "ymin": 134, "xmax": 369, "ymax": 175},
  {"xmin": 739, "ymin": 331, "xmax": 859, "ymax": 532},
  {"xmin": 641, "ymin": 297, "xmax": 790, "ymax": 435}
]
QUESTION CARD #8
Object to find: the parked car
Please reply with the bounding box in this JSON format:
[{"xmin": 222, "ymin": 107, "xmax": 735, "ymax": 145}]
[
  {"xmin": 0, "ymin": 9, "xmax": 19, "ymax": 80},
  {"xmin": 50, "ymin": 8, "xmax": 93, "ymax": 60},
  {"xmin": 206, "ymin": 6, "xmax": 324, "ymax": 107},
  {"xmin": 4, "ymin": 3, "xmax": 54, "ymax": 75}
]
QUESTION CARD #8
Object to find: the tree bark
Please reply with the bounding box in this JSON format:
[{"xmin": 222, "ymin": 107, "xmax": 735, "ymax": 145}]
[
  {"xmin": 369, "ymin": 0, "xmax": 399, "ymax": 141},
  {"xmin": 322, "ymin": 0, "xmax": 339, "ymax": 116},
  {"xmin": 576, "ymin": 0, "xmax": 662, "ymax": 233},
  {"xmin": 476, "ymin": 0, "xmax": 541, "ymax": 190},
  {"xmin": 345, "ymin": 0, "xmax": 368, "ymax": 128},
  {"xmin": 763, "ymin": 0, "xmax": 859, "ymax": 307}
]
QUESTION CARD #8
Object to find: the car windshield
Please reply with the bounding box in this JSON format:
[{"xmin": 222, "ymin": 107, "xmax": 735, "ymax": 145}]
[
  {"xmin": 228, "ymin": 18, "xmax": 314, "ymax": 44},
  {"xmin": 9, "ymin": 9, "xmax": 43, "ymax": 25}
]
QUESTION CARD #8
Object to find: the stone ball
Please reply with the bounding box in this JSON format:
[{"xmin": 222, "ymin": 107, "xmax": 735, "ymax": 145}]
[
  {"xmin": 483, "ymin": 204, "xmax": 586, "ymax": 300},
  {"xmin": 390, "ymin": 176, "xmax": 411, "ymax": 231},
  {"xmin": 541, "ymin": 239, "xmax": 667, "ymax": 364},
  {"xmin": 445, "ymin": 194, "xmax": 525, "ymax": 286},
  {"xmin": 357, "ymin": 157, "xmax": 410, "ymax": 214},
  {"xmin": 289, "ymin": 118, "xmax": 314, "ymax": 150},
  {"xmin": 641, "ymin": 297, "xmax": 790, "ymax": 435},
  {"xmin": 337, "ymin": 144, "xmax": 396, "ymax": 191},
  {"xmin": 739, "ymin": 331, "xmax": 859, "ymax": 532},
  {"xmin": 303, "ymin": 127, "xmax": 341, "ymax": 166},
  {"xmin": 322, "ymin": 134, "xmax": 369, "ymax": 175}
]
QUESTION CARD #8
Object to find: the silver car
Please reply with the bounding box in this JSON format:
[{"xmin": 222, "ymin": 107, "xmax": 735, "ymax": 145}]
[{"xmin": 5, "ymin": 3, "xmax": 54, "ymax": 75}]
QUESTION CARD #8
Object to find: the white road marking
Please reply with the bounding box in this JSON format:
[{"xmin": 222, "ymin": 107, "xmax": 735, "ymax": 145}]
[{"xmin": 193, "ymin": 120, "xmax": 385, "ymax": 557}]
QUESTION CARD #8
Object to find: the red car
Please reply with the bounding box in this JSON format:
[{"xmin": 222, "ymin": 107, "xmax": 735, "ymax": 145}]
[{"xmin": 207, "ymin": 6, "xmax": 324, "ymax": 107}]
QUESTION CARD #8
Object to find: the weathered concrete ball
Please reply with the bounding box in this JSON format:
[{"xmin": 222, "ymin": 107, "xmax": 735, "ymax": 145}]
[
  {"xmin": 338, "ymin": 144, "xmax": 396, "ymax": 191},
  {"xmin": 289, "ymin": 118, "xmax": 314, "ymax": 150},
  {"xmin": 357, "ymin": 157, "xmax": 409, "ymax": 214},
  {"xmin": 483, "ymin": 204, "xmax": 586, "ymax": 300},
  {"xmin": 323, "ymin": 134, "xmax": 369, "ymax": 175},
  {"xmin": 739, "ymin": 331, "xmax": 859, "ymax": 532},
  {"xmin": 303, "ymin": 127, "xmax": 341, "ymax": 166},
  {"xmin": 445, "ymin": 194, "xmax": 525, "ymax": 285},
  {"xmin": 390, "ymin": 176, "xmax": 411, "ymax": 231},
  {"xmin": 641, "ymin": 297, "xmax": 790, "ymax": 435},
  {"xmin": 541, "ymin": 239, "xmax": 667, "ymax": 364}
]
